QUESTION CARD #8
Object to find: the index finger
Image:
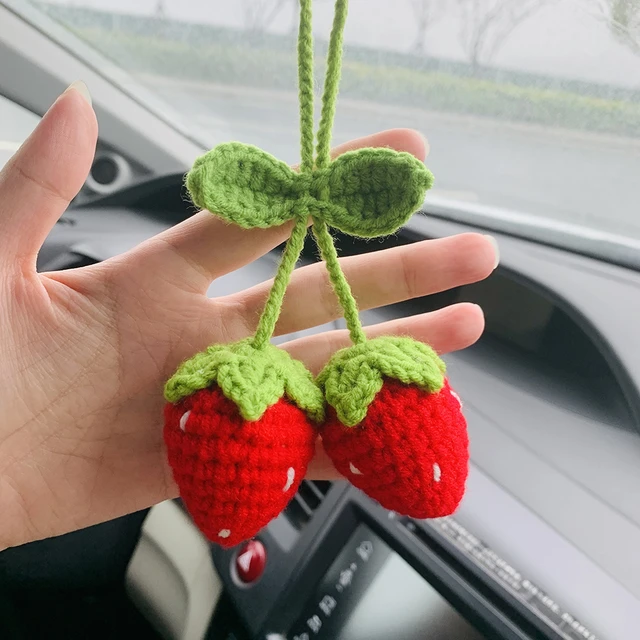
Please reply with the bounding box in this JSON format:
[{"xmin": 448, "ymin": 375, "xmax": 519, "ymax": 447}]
[{"xmin": 128, "ymin": 129, "xmax": 429, "ymax": 292}]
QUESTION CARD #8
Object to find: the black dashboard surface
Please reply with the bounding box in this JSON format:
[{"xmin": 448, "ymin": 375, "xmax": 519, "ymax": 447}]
[
  {"xmin": 205, "ymin": 220, "xmax": 640, "ymax": 640},
  {"xmin": 8, "ymin": 172, "xmax": 640, "ymax": 640}
]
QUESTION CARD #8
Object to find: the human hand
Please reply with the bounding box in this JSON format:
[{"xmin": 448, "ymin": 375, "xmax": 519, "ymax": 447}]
[{"xmin": 0, "ymin": 84, "xmax": 497, "ymax": 549}]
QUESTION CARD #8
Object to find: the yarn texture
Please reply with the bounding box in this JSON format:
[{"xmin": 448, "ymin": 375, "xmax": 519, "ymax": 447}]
[
  {"xmin": 186, "ymin": 144, "xmax": 433, "ymax": 237},
  {"xmin": 312, "ymin": 219, "xmax": 366, "ymax": 345},
  {"xmin": 297, "ymin": 0, "xmax": 315, "ymax": 174},
  {"xmin": 164, "ymin": 339, "xmax": 325, "ymax": 422},
  {"xmin": 165, "ymin": 386, "xmax": 316, "ymax": 548},
  {"xmin": 163, "ymin": 0, "xmax": 468, "ymax": 548},
  {"xmin": 252, "ymin": 215, "xmax": 308, "ymax": 350},
  {"xmin": 317, "ymin": 336, "xmax": 446, "ymax": 427},
  {"xmin": 321, "ymin": 379, "xmax": 468, "ymax": 518}
]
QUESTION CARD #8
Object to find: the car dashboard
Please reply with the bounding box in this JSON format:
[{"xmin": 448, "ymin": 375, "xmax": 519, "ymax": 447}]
[{"xmin": 4, "ymin": 170, "xmax": 639, "ymax": 640}]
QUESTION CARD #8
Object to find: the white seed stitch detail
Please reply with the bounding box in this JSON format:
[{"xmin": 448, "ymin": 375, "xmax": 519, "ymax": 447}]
[
  {"xmin": 451, "ymin": 391, "xmax": 462, "ymax": 408},
  {"xmin": 349, "ymin": 462, "xmax": 363, "ymax": 475},
  {"xmin": 283, "ymin": 467, "xmax": 295, "ymax": 492},
  {"xmin": 218, "ymin": 529, "xmax": 231, "ymax": 539},
  {"xmin": 179, "ymin": 411, "xmax": 191, "ymax": 431},
  {"xmin": 433, "ymin": 463, "xmax": 442, "ymax": 482}
]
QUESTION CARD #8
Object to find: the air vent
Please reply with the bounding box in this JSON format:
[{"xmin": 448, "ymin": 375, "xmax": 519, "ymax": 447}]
[
  {"xmin": 283, "ymin": 481, "xmax": 332, "ymax": 530},
  {"xmin": 85, "ymin": 151, "xmax": 133, "ymax": 195}
]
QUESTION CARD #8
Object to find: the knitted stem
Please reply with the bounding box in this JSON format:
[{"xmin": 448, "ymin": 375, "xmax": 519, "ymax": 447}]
[
  {"xmin": 311, "ymin": 0, "xmax": 363, "ymax": 346},
  {"xmin": 316, "ymin": 0, "xmax": 349, "ymax": 170},
  {"xmin": 252, "ymin": 216, "xmax": 308, "ymax": 349},
  {"xmin": 312, "ymin": 219, "xmax": 366, "ymax": 345},
  {"xmin": 297, "ymin": 0, "xmax": 315, "ymax": 174}
]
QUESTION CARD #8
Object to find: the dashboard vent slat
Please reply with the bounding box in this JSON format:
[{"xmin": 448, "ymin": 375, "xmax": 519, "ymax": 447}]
[{"xmin": 283, "ymin": 480, "xmax": 332, "ymax": 530}]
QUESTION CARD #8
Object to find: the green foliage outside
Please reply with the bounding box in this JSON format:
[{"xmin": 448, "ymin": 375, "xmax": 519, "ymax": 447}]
[{"xmin": 39, "ymin": 4, "xmax": 640, "ymax": 139}]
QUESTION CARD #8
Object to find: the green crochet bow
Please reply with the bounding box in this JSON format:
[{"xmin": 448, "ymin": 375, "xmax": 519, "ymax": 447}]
[
  {"xmin": 165, "ymin": 0, "xmax": 441, "ymax": 423},
  {"xmin": 186, "ymin": 2, "xmax": 432, "ymax": 238}
]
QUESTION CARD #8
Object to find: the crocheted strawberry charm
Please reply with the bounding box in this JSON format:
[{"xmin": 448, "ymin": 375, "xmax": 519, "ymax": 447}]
[
  {"xmin": 318, "ymin": 337, "xmax": 468, "ymax": 518},
  {"xmin": 164, "ymin": 341, "xmax": 324, "ymax": 547},
  {"xmin": 163, "ymin": 0, "xmax": 471, "ymax": 549}
]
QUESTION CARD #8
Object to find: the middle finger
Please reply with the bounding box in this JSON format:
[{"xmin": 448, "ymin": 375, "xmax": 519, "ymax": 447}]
[
  {"xmin": 228, "ymin": 232, "xmax": 497, "ymax": 338},
  {"xmin": 284, "ymin": 302, "xmax": 485, "ymax": 375}
]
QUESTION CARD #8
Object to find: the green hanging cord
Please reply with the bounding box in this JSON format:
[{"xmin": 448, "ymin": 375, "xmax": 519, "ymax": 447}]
[
  {"xmin": 252, "ymin": 217, "xmax": 309, "ymax": 349},
  {"xmin": 310, "ymin": 0, "xmax": 366, "ymax": 346},
  {"xmin": 313, "ymin": 220, "xmax": 366, "ymax": 345},
  {"xmin": 251, "ymin": 0, "xmax": 315, "ymax": 350},
  {"xmin": 315, "ymin": 0, "xmax": 348, "ymax": 170},
  {"xmin": 298, "ymin": 0, "xmax": 315, "ymax": 175}
]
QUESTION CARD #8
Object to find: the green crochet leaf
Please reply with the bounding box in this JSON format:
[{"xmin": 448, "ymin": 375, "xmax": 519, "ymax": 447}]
[
  {"xmin": 317, "ymin": 336, "xmax": 446, "ymax": 427},
  {"xmin": 186, "ymin": 142, "xmax": 300, "ymax": 229},
  {"xmin": 164, "ymin": 339, "xmax": 325, "ymax": 423},
  {"xmin": 316, "ymin": 148, "xmax": 434, "ymax": 237},
  {"xmin": 187, "ymin": 143, "xmax": 433, "ymax": 236}
]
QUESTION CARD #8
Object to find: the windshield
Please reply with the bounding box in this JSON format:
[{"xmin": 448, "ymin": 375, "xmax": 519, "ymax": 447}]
[
  {"xmin": 25, "ymin": 0, "xmax": 640, "ymax": 240},
  {"xmin": 0, "ymin": 94, "xmax": 39, "ymax": 167}
]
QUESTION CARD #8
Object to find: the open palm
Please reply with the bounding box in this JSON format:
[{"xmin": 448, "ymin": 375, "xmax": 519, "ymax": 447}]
[{"xmin": 0, "ymin": 85, "xmax": 496, "ymax": 549}]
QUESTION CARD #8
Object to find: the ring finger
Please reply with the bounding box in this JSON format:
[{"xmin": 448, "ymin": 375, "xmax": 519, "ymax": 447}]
[{"xmin": 283, "ymin": 302, "xmax": 485, "ymax": 375}]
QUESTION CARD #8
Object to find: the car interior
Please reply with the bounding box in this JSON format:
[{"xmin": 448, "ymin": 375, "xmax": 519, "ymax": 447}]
[{"xmin": 1, "ymin": 1, "xmax": 639, "ymax": 639}]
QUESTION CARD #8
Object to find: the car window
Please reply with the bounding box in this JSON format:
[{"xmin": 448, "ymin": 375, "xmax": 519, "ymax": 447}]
[
  {"xmin": 25, "ymin": 0, "xmax": 640, "ymax": 242},
  {"xmin": 0, "ymin": 93, "xmax": 39, "ymax": 169}
]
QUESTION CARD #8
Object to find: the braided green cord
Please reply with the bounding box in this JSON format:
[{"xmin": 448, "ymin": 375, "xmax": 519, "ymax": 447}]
[
  {"xmin": 252, "ymin": 216, "xmax": 308, "ymax": 349},
  {"xmin": 313, "ymin": 219, "xmax": 366, "ymax": 345},
  {"xmin": 251, "ymin": 0, "xmax": 315, "ymax": 349},
  {"xmin": 310, "ymin": 0, "xmax": 365, "ymax": 346},
  {"xmin": 316, "ymin": 0, "xmax": 349, "ymax": 170},
  {"xmin": 169, "ymin": 0, "xmax": 438, "ymax": 418},
  {"xmin": 253, "ymin": 0, "xmax": 364, "ymax": 351},
  {"xmin": 298, "ymin": 0, "xmax": 315, "ymax": 174}
]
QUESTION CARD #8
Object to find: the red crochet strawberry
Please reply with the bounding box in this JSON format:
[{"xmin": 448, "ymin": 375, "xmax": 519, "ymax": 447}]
[
  {"xmin": 317, "ymin": 336, "xmax": 468, "ymax": 519},
  {"xmin": 162, "ymin": 0, "xmax": 456, "ymax": 549},
  {"xmin": 163, "ymin": 339, "xmax": 324, "ymax": 548}
]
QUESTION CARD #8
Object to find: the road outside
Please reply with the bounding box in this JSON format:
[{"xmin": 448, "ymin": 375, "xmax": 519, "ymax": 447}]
[
  {"xmin": 145, "ymin": 77, "xmax": 640, "ymax": 240},
  {"xmin": 1, "ymin": 77, "xmax": 638, "ymax": 240}
]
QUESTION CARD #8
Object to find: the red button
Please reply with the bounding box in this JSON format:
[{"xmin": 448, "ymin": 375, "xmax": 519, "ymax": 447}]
[{"xmin": 234, "ymin": 540, "xmax": 267, "ymax": 584}]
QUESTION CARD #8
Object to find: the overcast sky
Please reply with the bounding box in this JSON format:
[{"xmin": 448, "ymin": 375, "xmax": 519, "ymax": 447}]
[{"xmin": 43, "ymin": 0, "xmax": 640, "ymax": 89}]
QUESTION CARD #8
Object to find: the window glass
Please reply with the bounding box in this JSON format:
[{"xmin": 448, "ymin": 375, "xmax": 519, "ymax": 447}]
[
  {"xmin": 0, "ymin": 94, "xmax": 39, "ymax": 169},
  {"xmin": 28, "ymin": 0, "xmax": 640, "ymax": 239}
]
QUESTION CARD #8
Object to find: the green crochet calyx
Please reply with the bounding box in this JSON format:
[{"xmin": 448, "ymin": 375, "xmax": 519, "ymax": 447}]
[
  {"xmin": 186, "ymin": 143, "xmax": 433, "ymax": 238},
  {"xmin": 164, "ymin": 339, "xmax": 325, "ymax": 423},
  {"xmin": 317, "ymin": 336, "xmax": 446, "ymax": 427}
]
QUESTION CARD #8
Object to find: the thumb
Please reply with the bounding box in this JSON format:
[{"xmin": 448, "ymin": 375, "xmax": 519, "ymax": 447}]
[{"xmin": 0, "ymin": 81, "xmax": 98, "ymax": 271}]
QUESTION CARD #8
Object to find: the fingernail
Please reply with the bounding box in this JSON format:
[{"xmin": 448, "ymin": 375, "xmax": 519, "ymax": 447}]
[
  {"xmin": 485, "ymin": 235, "xmax": 500, "ymax": 269},
  {"xmin": 63, "ymin": 80, "xmax": 92, "ymax": 106}
]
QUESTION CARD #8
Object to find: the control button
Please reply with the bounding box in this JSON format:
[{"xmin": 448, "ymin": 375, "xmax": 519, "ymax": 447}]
[
  {"xmin": 336, "ymin": 567, "xmax": 353, "ymax": 591},
  {"xmin": 319, "ymin": 595, "xmax": 336, "ymax": 617},
  {"xmin": 307, "ymin": 615, "xmax": 322, "ymax": 634},
  {"xmin": 356, "ymin": 540, "xmax": 373, "ymax": 562},
  {"xmin": 234, "ymin": 540, "xmax": 266, "ymax": 583}
]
